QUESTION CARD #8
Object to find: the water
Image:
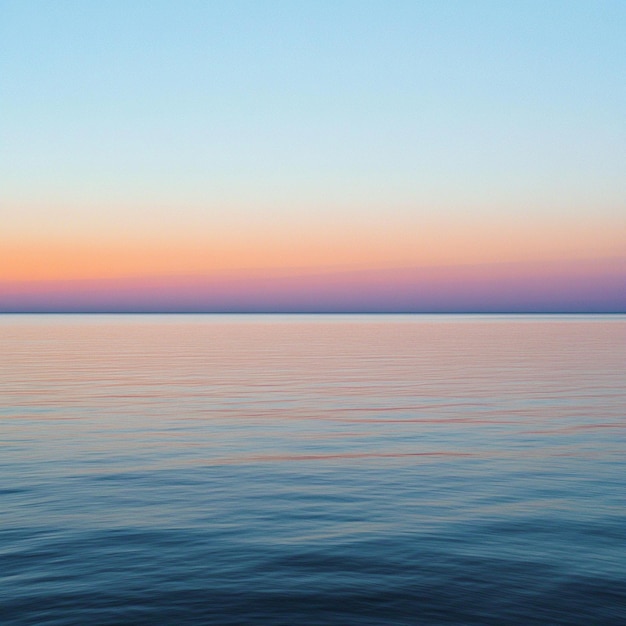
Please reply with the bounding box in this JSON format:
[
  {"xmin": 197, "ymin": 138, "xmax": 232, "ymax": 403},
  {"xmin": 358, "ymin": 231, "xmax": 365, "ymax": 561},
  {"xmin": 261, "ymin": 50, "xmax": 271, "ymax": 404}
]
[{"xmin": 1, "ymin": 314, "xmax": 625, "ymax": 625}]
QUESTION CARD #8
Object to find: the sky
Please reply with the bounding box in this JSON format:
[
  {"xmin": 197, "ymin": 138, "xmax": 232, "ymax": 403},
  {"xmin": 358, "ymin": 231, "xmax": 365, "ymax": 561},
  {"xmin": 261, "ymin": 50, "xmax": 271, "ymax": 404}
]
[{"xmin": 1, "ymin": 0, "xmax": 625, "ymax": 311}]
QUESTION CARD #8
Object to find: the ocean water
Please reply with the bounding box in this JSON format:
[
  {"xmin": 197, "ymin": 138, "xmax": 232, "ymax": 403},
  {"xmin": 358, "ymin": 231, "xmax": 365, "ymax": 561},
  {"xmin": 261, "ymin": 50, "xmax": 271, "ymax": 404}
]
[{"xmin": 1, "ymin": 314, "xmax": 625, "ymax": 625}]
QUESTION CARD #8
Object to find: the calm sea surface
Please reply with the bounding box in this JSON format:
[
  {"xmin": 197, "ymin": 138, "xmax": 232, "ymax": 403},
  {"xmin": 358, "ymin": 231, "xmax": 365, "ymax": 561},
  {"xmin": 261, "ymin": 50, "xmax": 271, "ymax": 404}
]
[{"xmin": 1, "ymin": 314, "xmax": 625, "ymax": 625}]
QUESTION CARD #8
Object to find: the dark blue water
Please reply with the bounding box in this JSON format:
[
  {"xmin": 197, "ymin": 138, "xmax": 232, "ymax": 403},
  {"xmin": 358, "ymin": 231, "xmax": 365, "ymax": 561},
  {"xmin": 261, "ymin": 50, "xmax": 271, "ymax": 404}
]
[{"xmin": 2, "ymin": 314, "xmax": 625, "ymax": 625}]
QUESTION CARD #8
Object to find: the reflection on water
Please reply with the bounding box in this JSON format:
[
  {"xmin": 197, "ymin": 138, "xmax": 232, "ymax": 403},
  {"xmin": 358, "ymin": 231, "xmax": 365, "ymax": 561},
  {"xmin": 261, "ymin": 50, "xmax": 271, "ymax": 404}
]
[{"xmin": 1, "ymin": 314, "xmax": 625, "ymax": 625}]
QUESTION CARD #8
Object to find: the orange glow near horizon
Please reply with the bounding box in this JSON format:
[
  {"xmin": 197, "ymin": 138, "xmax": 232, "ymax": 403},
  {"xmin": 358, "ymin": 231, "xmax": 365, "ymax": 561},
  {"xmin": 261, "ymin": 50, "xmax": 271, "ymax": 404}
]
[{"xmin": 2, "ymin": 211, "xmax": 625, "ymax": 282}]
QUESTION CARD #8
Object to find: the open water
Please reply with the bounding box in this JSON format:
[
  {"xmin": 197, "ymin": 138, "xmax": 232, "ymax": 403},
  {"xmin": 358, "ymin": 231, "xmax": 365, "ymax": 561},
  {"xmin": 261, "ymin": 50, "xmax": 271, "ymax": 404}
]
[{"xmin": 1, "ymin": 314, "xmax": 625, "ymax": 625}]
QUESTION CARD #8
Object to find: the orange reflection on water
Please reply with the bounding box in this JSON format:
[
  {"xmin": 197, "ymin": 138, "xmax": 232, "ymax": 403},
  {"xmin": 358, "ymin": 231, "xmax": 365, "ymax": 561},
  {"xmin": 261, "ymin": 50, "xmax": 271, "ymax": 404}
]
[{"xmin": 1, "ymin": 314, "xmax": 624, "ymax": 473}]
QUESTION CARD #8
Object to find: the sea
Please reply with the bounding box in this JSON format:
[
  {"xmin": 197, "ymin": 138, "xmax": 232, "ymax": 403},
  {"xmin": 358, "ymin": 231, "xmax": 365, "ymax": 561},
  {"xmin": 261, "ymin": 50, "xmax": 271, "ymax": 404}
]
[{"xmin": 1, "ymin": 314, "xmax": 625, "ymax": 625}]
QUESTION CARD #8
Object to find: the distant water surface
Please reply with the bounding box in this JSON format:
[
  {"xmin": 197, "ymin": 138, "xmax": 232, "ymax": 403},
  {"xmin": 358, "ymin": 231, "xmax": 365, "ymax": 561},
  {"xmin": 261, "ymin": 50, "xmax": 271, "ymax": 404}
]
[{"xmin": 1, "ymin": 314, "xmax": 625, "ymax": 625}]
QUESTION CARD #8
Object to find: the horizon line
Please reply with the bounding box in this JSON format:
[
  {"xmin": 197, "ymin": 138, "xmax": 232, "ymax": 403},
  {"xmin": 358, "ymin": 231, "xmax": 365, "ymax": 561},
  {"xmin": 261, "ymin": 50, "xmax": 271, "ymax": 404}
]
[{"xmin": 2, "ymin": 311, "xmax": 625, "ymax": 316}]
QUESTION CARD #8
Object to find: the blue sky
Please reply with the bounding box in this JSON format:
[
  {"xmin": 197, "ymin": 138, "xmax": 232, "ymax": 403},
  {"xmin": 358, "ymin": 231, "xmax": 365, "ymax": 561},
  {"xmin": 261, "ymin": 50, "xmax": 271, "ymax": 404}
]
[{"xmin": 1, "ymin": 0, "xmax": 625, "ymax": 289}]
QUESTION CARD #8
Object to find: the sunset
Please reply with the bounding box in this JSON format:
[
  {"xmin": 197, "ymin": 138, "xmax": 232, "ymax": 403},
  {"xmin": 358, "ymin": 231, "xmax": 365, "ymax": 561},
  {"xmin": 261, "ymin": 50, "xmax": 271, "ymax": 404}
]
[
  {"xmin": 2, "ymin": 2, "xmax": 625, "ymax": 625},
  {"xmin": 2, "ymin": 1, "xmax": 624, "ymax": 310}
]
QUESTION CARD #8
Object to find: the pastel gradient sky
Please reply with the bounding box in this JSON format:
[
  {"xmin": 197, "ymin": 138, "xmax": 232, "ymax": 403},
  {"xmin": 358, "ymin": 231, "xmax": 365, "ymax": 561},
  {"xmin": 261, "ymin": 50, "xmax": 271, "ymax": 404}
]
[{"xmin": 1, "ymin": 1, "xmax": 625, "ymax": 311}]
